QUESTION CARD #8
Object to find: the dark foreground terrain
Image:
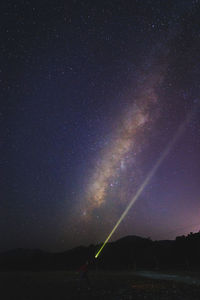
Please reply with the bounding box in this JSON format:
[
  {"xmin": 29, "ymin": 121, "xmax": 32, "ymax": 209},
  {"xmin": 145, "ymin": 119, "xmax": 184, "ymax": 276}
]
[{"xmin": 0, "ymin": 271, "xmax": 200, "ymax": 300}]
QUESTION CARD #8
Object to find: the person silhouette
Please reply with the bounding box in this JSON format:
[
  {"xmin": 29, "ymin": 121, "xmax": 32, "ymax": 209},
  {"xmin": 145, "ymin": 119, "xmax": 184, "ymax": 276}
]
[{"xmin": 78, "ymin": 260, "xmax": 91, "ymax": 288}]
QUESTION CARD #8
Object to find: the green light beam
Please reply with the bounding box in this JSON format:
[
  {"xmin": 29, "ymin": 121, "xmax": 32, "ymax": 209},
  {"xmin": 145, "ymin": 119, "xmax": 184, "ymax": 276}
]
[{"xmin": 95, "ymin": 112, "xmax": 192, "ymax": 259}]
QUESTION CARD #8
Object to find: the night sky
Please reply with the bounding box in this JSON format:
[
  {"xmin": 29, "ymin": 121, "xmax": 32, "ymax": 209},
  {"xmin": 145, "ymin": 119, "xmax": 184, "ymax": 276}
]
[{"xmin": 1, "ymin": 0, "xmax": 200, "ymax": 252}]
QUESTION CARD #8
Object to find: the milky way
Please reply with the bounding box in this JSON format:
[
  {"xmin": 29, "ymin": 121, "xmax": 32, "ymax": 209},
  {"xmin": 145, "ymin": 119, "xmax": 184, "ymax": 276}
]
[
  {"xmin": 3, "ymin": 0, "xmax": 200, "ymax": 252},
  {"xmin": 82, "ymin": 69, "xmax": 165, "ymax": 220}
]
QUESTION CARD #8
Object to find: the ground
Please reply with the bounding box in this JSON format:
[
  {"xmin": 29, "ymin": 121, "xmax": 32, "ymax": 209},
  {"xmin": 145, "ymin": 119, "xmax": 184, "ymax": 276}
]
[{"xmin": 0, "ymin": 270, "xmax": 200, "ymax": 299}]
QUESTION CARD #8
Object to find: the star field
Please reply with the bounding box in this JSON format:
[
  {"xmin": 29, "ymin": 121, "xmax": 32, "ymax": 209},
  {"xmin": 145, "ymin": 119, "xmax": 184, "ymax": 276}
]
[{"xmin": 1, "ymin": 0, "xmax": 200, "ymax": 251}]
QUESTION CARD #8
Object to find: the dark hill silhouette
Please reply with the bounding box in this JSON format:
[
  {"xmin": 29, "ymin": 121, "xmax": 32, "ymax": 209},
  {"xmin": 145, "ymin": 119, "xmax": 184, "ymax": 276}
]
[
  {"xmin": 1, "ymin": 231, "xmax": 200, "ymax": 271},
  {"xmin": 1, "ymin": 248, "xmax": 45, "ymax": 257},
  {"xmin": 115, "ymin": 235, "xmax": 150, "ymax": 244}
]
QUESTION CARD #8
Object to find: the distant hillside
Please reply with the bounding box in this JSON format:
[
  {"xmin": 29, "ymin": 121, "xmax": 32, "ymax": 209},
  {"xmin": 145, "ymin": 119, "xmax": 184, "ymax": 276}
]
[
  {"xmin": 1, "ymin": 232, "xmax": 200, "ymax": 271},
  {"xmin": 115, "ymin": 235, "xmax": 150, "ymax": 244}
]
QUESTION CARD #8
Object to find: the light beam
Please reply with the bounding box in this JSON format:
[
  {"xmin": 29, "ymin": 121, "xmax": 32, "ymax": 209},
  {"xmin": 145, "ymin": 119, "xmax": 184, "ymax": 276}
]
[{"xmin": 95, "ymin": 111, "xmax": 192, "ymax": 259}]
